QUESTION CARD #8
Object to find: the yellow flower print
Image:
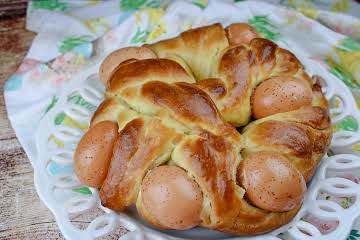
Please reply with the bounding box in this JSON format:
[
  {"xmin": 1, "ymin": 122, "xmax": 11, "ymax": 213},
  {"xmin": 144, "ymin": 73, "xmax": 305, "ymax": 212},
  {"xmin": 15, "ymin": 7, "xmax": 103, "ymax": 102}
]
[
  {"xmin": 287, "ymin": 0, "xmax": 296, "ymax": 8},
  {"xmin": 298, "ymin": 7, "xmax": 319, "ymax": 19},
  {"xmin": 49, "ymin": 135, "xmax": 65, "ymax": 148},
  {"xmin": 146, "ymin": 22, "xmax": 167, "ymax": 42},
  {"xmin": 331, "ymin": 0, "xmax": 350, "ymax": 13},
  {"xmin": 135, "ymin": 8, "xmax": 165, "ymax": 25},
  {"xmin": 289, "ymin": 0, "xmax": 318, "ymax": 19},
  {"xmin": 355, "ymin": 22, "xmax": 360, "ymax": 40},
  {"xmin": 335, "ymin": 97, "xmax": 342, "ymax": 108},
  {"xmin": 352, "ymin": 143, "xmax": 360, "ymax": 153},
  {"xmin": 134, "ymin": 11, "xmax": 142, "ymax": 24},
  {"xmin": 84, "ymin": 17, "xmax": 109, "ymax": 34},
  {"xmin": 54, "ymin": 111, "xmax": 88, "ymax": 131},
  {"xmin": 62, "ymin": 116, "xmax": 89, "ymax": 131},
  {"xmin": 145, "ymin": 8, "xmax": 165, "ymax": 25},
  {"xmin": 134, "ymin": 8, "xmax": 167, "ymax": 42},
  {"xmin": 86, "ymin": 0, "xmax": 100, "ymax": 6},
  {"xmin": 285, "ymin": 11, "xmax": 299, "ymax": 26},
  {"xmin": 332, "ymin": 125, "xmax": 340, "ymax": 132},
  {"xmin": 336, "ymin": 50, "xmax": 360, "ymax": 84},
  {"xmin": 329, "ymin": 97, "xmax": 342, "ymax": 122},
  {"xmin": 72, "ymin": 54, "xmax": 92, "ymax": 66},
  {"xmin": 328, "ymin": 37, "xmax": 360, "ymax": 89}
]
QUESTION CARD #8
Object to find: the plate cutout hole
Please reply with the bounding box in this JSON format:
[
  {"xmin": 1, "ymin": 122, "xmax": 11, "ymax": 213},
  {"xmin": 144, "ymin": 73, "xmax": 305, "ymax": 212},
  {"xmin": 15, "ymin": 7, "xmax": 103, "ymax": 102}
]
[
  {"xmin": 95, "ymin": 220, "xmax": 109, "ymax": 231},
  {"xmin": 336, "ymin": 158, "xmax": 352, "ymax": 164},
  {"xmin": 302, "ymin": 214, "xmax": 339, "ymax": 234}
]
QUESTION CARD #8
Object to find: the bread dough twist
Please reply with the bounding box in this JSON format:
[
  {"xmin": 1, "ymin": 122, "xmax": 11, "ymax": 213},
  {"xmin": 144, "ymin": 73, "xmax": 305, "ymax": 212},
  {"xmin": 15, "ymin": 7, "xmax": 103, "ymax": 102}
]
[{"xmin": 74, "ymin": 23, "xmax": 331, "ymax": 235}]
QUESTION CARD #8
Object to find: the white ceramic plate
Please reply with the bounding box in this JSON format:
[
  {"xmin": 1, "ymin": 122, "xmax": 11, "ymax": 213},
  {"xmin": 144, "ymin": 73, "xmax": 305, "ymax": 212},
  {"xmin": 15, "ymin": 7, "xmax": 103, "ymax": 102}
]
[{"xmin": 34, "ymin": 1, "xmax": 360, "ymax": 239}]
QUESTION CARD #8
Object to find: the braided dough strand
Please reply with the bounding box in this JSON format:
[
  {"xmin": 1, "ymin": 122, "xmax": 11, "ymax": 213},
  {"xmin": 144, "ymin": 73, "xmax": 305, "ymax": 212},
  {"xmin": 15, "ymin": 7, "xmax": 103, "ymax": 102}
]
[{"xmin": 74, "ymin": 23, "xmax": 332, "ymax": 235}]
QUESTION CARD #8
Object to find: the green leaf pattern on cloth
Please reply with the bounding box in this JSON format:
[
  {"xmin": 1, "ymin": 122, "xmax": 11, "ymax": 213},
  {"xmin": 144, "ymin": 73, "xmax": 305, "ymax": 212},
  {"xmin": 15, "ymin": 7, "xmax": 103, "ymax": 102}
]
[
  {"xmin": 44, "ymin": 95, "xmax": 59, "ymax": 114},
  {"xmin": 54, "ymin": 112, "xmax": 66, "ymax": 125},
  {"xmin": 348, "ymin": 230, "xmax": 360, "ymax": 240},
  {"xmin": 59, "ymin": 36, "xmax": 91, "ymax": 54},
  {"xmin": 328, "ymin": 37, "xmax": 360, "ymax": 88},
  {"xmin": 337, "ymin": 37, "xmax": 360, "ymax": 51},
  {"xmin": 145, "ymin": 0, "xmax": 162, "ymax": 8},
  {"xmin": 72, "ymin": 187, "xmax": 92, "ymax": 195},
  {"xmin": 334, "ymin": 116, "xmax": 359, "ymax": 132},
  {"xmin": 120, "ymin": 0, "xmax": 163, "ymax": 11},
  {"xmin": 131, "ymin": 28, "xmax": 150, "ymax": 43},
  {"xmin": 120, "ymin": 0, "xmax": 146, "ymax": 11},
  {"xmin": 67, "ymin": 93, "xmax": 96, "ymax": 112},
  {"xmin": 32, "ymin": 0, "xmax": 69, "ymax": 11},
  {"xmin": 51, "ymin": 92, "xmax": 94, "ymax": 148},
  {"xmin": 247, "ymin": 16, "xmax": 281, "ymax": 41},
  {"xmin": 54, "ymin": 92, "xmax": 95, "ymax": 128},
  {"xmin": 192, "ymin": 0, "xmax": 208, "ymax": 9},
  {"xmin": 329, "ymin": 62, "xmax": 360, "ymax": 89}
]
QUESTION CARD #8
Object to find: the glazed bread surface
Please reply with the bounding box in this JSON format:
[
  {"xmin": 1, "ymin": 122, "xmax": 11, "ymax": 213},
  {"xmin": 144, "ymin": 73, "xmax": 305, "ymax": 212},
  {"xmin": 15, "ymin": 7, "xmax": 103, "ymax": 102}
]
[{"xmin": 74, "ymin": 23, "xmax": 332, "ymax": 235}]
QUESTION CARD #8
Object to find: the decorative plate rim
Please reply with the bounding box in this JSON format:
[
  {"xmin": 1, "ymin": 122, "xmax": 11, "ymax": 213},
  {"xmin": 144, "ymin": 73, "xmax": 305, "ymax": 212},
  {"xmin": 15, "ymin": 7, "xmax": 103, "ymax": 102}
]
[{"xmin": 33, "ymin": 1, "xmax": 360, "ymax": 239}]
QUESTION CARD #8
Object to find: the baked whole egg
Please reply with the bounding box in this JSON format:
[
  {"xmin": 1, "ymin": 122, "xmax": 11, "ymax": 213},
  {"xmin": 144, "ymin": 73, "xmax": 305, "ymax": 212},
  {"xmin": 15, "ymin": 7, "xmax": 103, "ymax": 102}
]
[{"xmin": 74, "ymin": 23, "xmax": 332, "ymax": 235}]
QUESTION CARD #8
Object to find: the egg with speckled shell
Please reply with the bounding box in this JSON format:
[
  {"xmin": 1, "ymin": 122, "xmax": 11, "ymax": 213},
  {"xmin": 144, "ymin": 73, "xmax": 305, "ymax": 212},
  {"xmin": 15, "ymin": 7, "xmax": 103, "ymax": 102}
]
[
  {"xmin": 252, "ymin": 76, "xmax": 313, "ymax": 119},
  {"xmin": 74, "ymin": 121, "xmax": 118, "ymax": 188},
  {"xmin": 237, "ymin": 152, "xmax": 306, "ymax": 212},
  {"xmin": 137, "ymin": 165, "xmax": 203, "ymax": 230}
]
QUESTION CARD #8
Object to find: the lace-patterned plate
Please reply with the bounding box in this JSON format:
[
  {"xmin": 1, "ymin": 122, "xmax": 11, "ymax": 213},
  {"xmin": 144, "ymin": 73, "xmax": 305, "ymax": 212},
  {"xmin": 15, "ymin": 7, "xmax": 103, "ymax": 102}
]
[{"xmin": 34, "ymin": 1, "xmax": 360, "ymax": 239}]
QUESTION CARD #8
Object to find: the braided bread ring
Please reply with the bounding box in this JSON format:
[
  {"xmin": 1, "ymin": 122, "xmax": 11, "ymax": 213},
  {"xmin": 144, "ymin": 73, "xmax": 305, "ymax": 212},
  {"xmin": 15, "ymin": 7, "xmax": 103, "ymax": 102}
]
[{"xmin": 74, "ymin": 23, "xmax": 331, "ymax": 235}]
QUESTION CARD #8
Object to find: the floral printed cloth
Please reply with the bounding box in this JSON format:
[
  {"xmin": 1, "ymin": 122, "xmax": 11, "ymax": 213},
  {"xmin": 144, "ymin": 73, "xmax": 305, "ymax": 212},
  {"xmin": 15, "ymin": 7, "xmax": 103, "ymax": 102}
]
[{"xmin": 4, "ymin": 0, "xmax": 360, "ymax": 239}]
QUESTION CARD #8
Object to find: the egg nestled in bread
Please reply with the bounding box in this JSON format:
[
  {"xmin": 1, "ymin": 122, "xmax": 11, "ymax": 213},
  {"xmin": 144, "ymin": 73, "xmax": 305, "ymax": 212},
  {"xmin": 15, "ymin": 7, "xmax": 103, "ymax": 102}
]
[
  {"xmin": 74, "ymin": 23, "xmax": 331, "ymax": 235},
  {"xmin": 137, "ymin": 165, "xmax": 203, "ymax": 230},
  {"xmin": 252, "ymin": 76, "xmax": 313, "ymax": 119}
]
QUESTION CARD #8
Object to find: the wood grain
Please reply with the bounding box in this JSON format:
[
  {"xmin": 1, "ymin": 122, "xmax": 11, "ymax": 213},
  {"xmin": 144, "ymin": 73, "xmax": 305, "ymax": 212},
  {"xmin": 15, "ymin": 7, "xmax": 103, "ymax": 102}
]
[
  {"xmin": 0, "ymin": 0, "xmax": 27, "ymax": 18},
  {"xmin": 0, "ymin": 15, "xmax": 65, "ymax": 240},
  {"xmin": 0, "ymin": 14, "xmax": 128, "ymax": 240}
]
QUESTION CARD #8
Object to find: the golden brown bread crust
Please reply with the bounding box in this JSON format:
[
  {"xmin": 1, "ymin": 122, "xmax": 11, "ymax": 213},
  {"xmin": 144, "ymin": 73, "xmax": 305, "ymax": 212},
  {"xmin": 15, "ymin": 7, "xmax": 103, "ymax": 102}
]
[
  {"xmin": 141, "ymin": 81, "xmax": 240, "ymax": 141},
  {"xmin": 214, "ymin": 38, "xmax": 314, "ymax": 126},
  {"xmin": 149, "ymin": 24, "xmax": 313, "ymax": 127},
  {"xmin": 224, "ymin": 205, "xmax": 301, "ymax": 235},
  {"xmin": 171, "ymin": 131, "xmax": 243, "ymax": 228},
  {"xmin": 148, "ymin": 23, "xmax": 228, "ymax": 80},
  {"xmin": 100, "ymin": 118, "xmax": 183, "ymax": 210},
  {"xmin": 74, "ymin": 23, "xmax": 332, "ymax": 235},
  {"xmin": 142, "ymin": 82, "xmax": 222, "ymax": 127},
  {"xmin": 242, "ymin": 119, "xmax": 331, "ymax": 182},
  {"xmin": 107, "ymin": 58, "xmax": 194, "ymax": 95}
]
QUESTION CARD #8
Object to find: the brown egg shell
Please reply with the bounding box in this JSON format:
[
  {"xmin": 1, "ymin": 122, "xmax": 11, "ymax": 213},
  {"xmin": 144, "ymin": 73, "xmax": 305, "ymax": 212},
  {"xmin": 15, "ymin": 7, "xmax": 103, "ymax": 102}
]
[
  {"xmin": 238, "ymin": 151, "xmax": 306, "ymax": 212},
  {"xmin": 225, "ymin": 23, "xmax": 260, "ymax": 46},
  {"xmin": 99, "ymin": 46, "xmax": 157, "ymax": 85},
  {"xmin": 74, "ymin": 121, "xmax": 118, "ymax": 188},
  {"xmin": 138, "ymin": 165, "xmax": 203, "ymax": 230},
  {"xmin": 252, "ymin": 76, "xmax": 313, "ymax": 119}
]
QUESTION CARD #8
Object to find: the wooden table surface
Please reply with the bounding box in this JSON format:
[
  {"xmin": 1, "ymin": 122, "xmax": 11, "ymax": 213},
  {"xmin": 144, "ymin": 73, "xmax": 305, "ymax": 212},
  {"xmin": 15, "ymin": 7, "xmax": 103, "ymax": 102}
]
[
  {"xmin": 0, "ymin": 15, "xmax": 65, "ymax": 240},
  {"xmin": 0, "ymin": 13, "xmax": 127, "ymax": 240}
]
